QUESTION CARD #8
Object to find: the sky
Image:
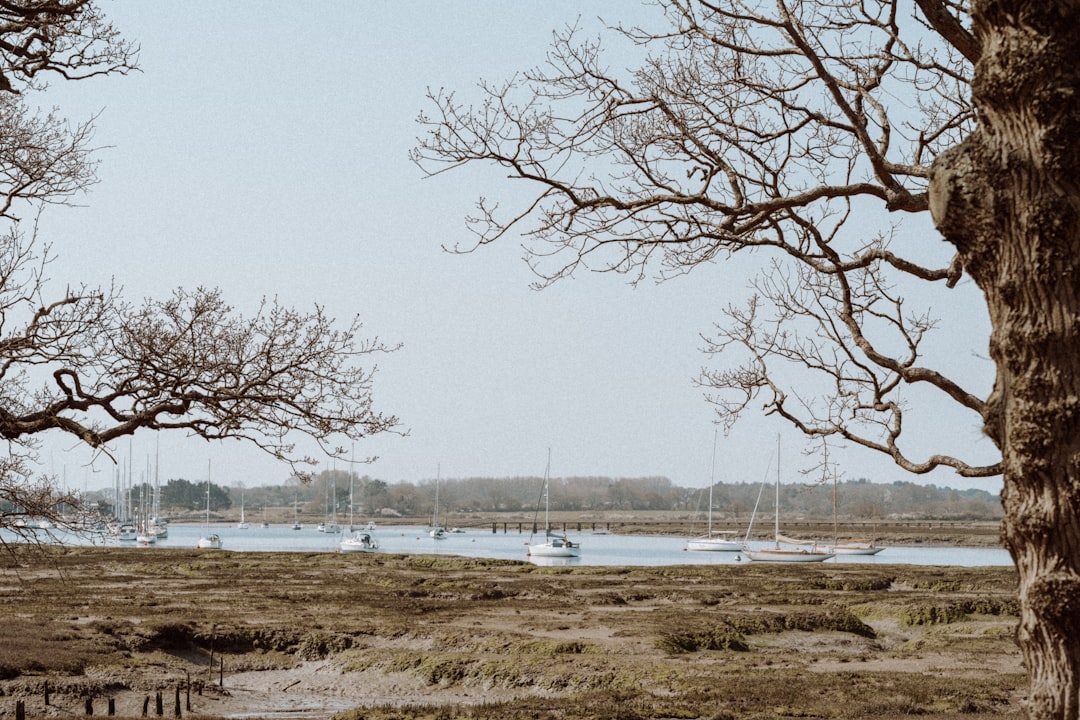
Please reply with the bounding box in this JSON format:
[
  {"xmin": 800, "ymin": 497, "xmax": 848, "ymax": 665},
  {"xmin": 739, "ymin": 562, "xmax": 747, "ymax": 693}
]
[{"xmin": 33, "ymin": 2, "xmax": 1000, "ymax": 495}]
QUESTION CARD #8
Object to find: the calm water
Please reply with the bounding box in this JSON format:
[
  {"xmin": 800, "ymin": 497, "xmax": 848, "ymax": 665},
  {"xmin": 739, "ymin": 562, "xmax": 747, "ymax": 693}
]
[{"xmin": 19, "ymin": 522, "xmax": 1013, "ymax": 567}]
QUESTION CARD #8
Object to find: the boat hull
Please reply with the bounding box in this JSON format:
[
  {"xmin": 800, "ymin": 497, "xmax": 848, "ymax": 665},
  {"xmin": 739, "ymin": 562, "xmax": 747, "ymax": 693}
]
[
  {"xmin": 827, "ymin": 545, "xmax": 884, "ymax": 555},
  {"xmin": 340, "ymin": 532, "xmax": 379, "ymax": 553},
  {"xmin": 687, "ymin": 537, "xmax": 743, "ymax": 552},
  {"xmin": 196, "ymin": 534, "xmax": 223, "ymax": 550},
  {"xmin": 527, "ymin": 540, "xmax": 580, "ymax": 558},
  {"xmin": 744, "ymin": 548, "xmax": 834, "ymax": 563}
]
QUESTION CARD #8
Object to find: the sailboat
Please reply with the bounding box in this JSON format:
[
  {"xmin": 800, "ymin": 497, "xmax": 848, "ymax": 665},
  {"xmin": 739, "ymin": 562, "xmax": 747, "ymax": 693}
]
[
  {"xmin": 135, "ymin": 478, "xmax": 156, "ymax": 545},
  {"xmin": 744, "ymin": 438, "xmax": 833, "ymax": 563},
  {"xmin": 318, "ymin": 467, "xmax": 341, "ymax": 533},
  {"xmin": 196, "ymin": 461, "xmax": 223, "ymax": 550},
  {"xmin": 292, "ymin": 492, "xmax": 302, "ymax": 530},
  {"xmin": 820, "ymin": 459, "xmax": 885, "ymax": 555},
  {"xmin": 526, "ymin": 450, "xmax": 579, "ymax": 558},
  {"xmin": 686, "ymin": 429, "xmax": 742, "ymax": 552},
  {"xmin": 340, "ymin": 523, "xmax": 379, "ymax": 553},
  {"xmin": 114, "ymin": 462, "xmax": 136, "ymax": 541},
  {"xmin": 236, "ymin": 484, "xmax": 249, "ymax": 529},
  {"xmin": 150, "ymin": 441, "xmax": 168, "ymax": 539},
  {"xmin": 429, "ymin": 465, "xmax": 447, "ymax": 540},
  {"xmin": 340, "ymin": 475, "xmax": 379, "ymax": 553}
]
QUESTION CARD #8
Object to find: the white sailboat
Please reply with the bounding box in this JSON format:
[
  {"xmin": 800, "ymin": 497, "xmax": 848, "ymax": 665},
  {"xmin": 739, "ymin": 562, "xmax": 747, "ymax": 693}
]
[
  {"xmin": 236, "ymin": 484, "xmax": 249, "ymax": 529},
  {"xmin": 526, "ymin": 450, "xmax": 579, "ymax": 558},
  {"xmin": 319, "ymin": 467, "xmax": 341, "ymax": 533},
  {"xmin": 341, "ymin": 472, "xmax": 379, "ymax": 552},
  {"xmin": 744, "ymin": 438, "xmax": 833, "ymax": 563},
  {"xmin": 135, "ymin": 464, "xmax": 156, "ymax": 545},
  {"xmin": 114, "ymin": 463, "xmax": 136, "ymax": 541},
  {"xmin": 151, "ymin": 444, "xmax": 168, "ymax": 539},
  {"xmin": 687, "ymin": 429, "xmax": 742, "ymax": 552},
  {"xmin": 429, "ymin": 465, "xmax": 447, "ymax": 540},
  {"xmin": 820, "ymin": 461, "xmax": 885, "ymax": 555},
  {"xmin": 196, "ymin": 461, "xmax": 223, "ymax": 550},
  {"xmin": 826, "ymin": 538, "xmax": 884, "ymax": 555}
]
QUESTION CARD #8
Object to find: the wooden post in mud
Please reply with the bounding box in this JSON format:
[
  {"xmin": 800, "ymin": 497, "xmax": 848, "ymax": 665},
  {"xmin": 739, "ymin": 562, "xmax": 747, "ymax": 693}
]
[
  {"xmin": 174, "ymin": 685, "xmax": 181, "ymax": 717},
  {"xmin": 155, "ymin": 691, "xmax": 163, "ymax": 716},
  {"xmin": 107, "ymin": 698, "xmax": 114, "ymax": 715},
  {"xmin": 85, "ymin": 696, "xmax": 93, "ymax": 715},
  {"xmin": 218, "ymin": 658, "xmax": 224, "ymax": 687},
  {"xmin": 184, "ymin": 671, "xmax": 191, "ymax": 712},
  {"xmin": 15, "ymin": 699, "xmax": 24, "ymax": 720},
  {"xmin": 142, "ymin": 696, "xmax": 149, "ymax": 716},
  {"xmin": 44, "ymin": 680, "xmax": 49, "ymax": 705}
]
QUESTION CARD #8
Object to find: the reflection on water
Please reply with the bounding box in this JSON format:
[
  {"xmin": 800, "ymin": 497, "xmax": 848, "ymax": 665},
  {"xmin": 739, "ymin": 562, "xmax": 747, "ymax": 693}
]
[{"xmin": 3, "ymin": 523, "xmax": 1013, "ymax": 568}]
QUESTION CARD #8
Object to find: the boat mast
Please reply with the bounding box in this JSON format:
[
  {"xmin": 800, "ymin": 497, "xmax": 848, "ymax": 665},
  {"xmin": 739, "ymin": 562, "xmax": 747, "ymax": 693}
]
[
  {"xmin": 205, "ymin": 459, "xmax": 211, "ymax": 529},
  {"xmin": 829, "ymin": 444, "xmax": 839, "ymax": 545},
  {"xmin": 434, "ymin": 464, "xmax": 440, "ymax": 528},
  {"xmin": 707, "ymin": 428, "xmax": 718, "ymax": 537},
  {"xmin": 348, "ymin": 442, "xmax": 356, "ymax": 531},
  {"xmin": 544, "ymin": 448, "xmax": 552, "ymax": 534},
  {"xmin": 153, "ymin": 437, "xmax": 160, "ymax": 523},
  {"xmin": 774, "ymin": 435, "xmax": 780, "ymax": 549}
]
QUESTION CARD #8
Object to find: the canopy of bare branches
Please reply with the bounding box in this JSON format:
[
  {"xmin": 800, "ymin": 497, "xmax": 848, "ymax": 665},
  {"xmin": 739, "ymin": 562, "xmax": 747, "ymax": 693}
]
[
  {"xmin": 0, "ymin": 1, "xmax": 399, "ymax": 531},
  {"xmin": 413, "ymin": 0, "xmax": 997, "ymax": 478}
]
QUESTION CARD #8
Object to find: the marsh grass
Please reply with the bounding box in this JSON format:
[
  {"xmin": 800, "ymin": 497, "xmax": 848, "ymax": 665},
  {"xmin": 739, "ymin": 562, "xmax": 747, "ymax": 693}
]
[{"xmin": 0, "ymin": 546, "xmax": 1024, "ymax": 719}]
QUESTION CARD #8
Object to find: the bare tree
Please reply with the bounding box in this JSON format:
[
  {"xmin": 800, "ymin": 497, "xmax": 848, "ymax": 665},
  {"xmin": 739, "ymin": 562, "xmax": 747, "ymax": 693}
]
[
  {"xmin": 0, "ymin": 2, "xmax": 399, "ymax": 537},
  {"xmin": 414, "ymin": 1, "xmax": 1080, "ymax": 717}
]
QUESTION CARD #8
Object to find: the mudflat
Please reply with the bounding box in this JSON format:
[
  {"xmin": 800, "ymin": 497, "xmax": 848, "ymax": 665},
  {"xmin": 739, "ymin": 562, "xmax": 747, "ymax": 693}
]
[{"xmin": 0, "ymin": 544, "xmax": 1023, "ymax": 719}]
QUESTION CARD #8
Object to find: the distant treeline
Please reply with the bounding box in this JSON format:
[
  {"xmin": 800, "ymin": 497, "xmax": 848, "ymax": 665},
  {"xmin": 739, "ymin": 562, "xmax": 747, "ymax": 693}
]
[{"xmin": 88, "ymin": 470, "xmax": 1003, "ymax": 521}]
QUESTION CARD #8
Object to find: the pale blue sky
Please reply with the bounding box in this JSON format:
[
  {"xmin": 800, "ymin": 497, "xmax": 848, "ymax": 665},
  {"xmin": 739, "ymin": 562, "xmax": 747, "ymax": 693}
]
[{"xmin": 35, "ymin": 2, "xmax": 998, "ymax": 494}]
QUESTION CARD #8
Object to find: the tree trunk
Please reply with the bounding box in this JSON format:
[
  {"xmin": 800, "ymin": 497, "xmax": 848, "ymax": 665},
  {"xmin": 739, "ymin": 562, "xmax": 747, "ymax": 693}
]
[{"xmin": 930, "ymin": 2, "xmax": 1080, "ymax": 718}]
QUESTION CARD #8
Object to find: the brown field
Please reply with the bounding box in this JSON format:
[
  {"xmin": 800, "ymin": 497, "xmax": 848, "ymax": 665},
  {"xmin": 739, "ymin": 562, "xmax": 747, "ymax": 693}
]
[{"xmin": 0, "ymin": 539, "xmax": 1023, "ymax": 720}]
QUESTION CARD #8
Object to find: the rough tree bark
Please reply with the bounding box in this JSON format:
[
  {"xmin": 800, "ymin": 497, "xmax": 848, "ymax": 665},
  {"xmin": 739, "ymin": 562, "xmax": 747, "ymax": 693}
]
[{"xmin": 930, "ymin": 2, "xmax": 1080, "ymax": 717}]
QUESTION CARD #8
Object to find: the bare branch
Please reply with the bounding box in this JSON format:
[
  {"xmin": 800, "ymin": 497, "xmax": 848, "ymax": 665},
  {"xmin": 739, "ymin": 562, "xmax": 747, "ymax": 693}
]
[
  {"xmin": 415, "ymin": 0, "xmax": 989, "ymax": 477},
  {"xmin": 0, "ymin": 3, "xmax": 399, "ymax": 532}
]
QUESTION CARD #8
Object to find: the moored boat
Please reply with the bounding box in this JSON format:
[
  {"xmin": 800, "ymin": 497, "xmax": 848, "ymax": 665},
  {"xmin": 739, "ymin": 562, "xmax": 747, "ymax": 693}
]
[
  {"xmin": 340, "ymin": 529, "xmax": 379, "ymax": 553},
  {"xmin": 687, "ymin": 429, "xmax": 743, "ymax": 553},
  {"xmin": 823, "ymin": 539, "xmax": 884, "ymax": 555},
  {"xmin": 526, "ymin": 450, "xmax": 580, "ymax": 559},
  {"xmin": 744, "ymin": 438, "xmax": 833, "ymax": 563},
  {"xmin": 196, "ymin": 461, "xmax": 224, "ymax": 550},
  {"xmin": 429, "ymin": 465, "xmax": 448, "ymax": 540}
]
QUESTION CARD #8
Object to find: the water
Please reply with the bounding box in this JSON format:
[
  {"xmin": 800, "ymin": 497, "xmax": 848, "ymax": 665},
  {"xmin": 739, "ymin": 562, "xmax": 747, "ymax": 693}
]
[{"xmin": 19, "ymin": 522, "xmax": 1013, "ymax": 567}]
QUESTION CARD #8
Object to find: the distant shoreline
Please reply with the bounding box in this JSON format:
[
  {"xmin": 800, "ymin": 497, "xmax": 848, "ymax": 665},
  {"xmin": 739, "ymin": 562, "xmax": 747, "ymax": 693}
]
[{"xmin": 169, "ymin": 514, "xmax": 1004, "ymax": 548}]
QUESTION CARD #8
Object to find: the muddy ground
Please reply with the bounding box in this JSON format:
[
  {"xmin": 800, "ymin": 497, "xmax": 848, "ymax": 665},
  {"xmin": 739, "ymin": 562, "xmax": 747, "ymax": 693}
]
[{"xmin": 0, "ymin": 539, "xmax": 1024, "ymax": 720}]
